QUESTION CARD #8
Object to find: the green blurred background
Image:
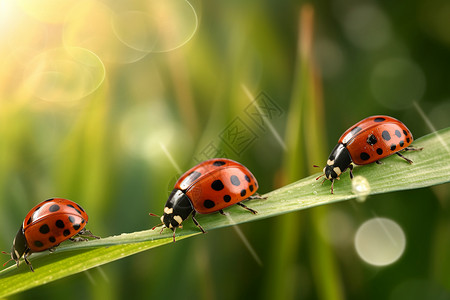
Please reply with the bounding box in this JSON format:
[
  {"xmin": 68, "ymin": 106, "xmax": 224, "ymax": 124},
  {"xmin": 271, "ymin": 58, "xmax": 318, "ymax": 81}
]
[{"xmin": 1, "ymin": 0, "xmax": 449, "ymax": 299}]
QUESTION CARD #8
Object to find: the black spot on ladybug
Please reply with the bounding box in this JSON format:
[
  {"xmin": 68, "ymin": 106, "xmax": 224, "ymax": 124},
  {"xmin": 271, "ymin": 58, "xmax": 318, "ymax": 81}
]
[
  {"xmin": 376, "ymin": 148, "xmax": 383, "ymax": 155},
  {"xmin": 211, "ymin": 180, "xmax": 225, "ymax": 191},
  {"xmin": 73, "ymin": 223, "xmax": 81, "ymax": 231},
  {"xmin": 55, "ymin": 220, "xmax": 65, "ymax": 228},
  {"xmin": 76, "ymin": 204, "xmax": 85, "ymax": 213},
  {"xmin": 403, "ymin": 130, "xmax": 408, "ymax": 136},
  {"xmin": 406, "ymin": 137, "xmax": 410, "ymax": 143},
  {"xmin": 203, "ymin": 199, "xmax": 215, "ymax": 209},
  {"xmin": 367, "ymin": 134, "xmax": 378, "ymax": 145},
  {"xmin": 350, "ymin": 126, "xmax": 362, "ymax": 135},
  {"xmin": 63, "ymin": 229, "xmax": 71, "ymax": 237},
  {"xmin": 249, "ymin": 185, "xmax": 254, "ymax": 192},
  {"xmin": 213, "ymin": 160, "xmax": 226, "ymax": 166},
  {"xmin": 399, "ymin": 140, "xmax": 404, "ymax": 147},
  {"xmin": 49, "ymin": 236, "xmax": 56, "ymax": 243},
  {"xmin": 395, "ymin": 130, "xmax": 401, "ymax": 138},
  {"xmin": 374, "ymin": 117, "xmax": 386, "ymax": 122},
  {"xmin": 39, "ymin": 224, "xmax": 50, "ymax": 234},
  {"xmin": 223, "ymin": 195, "xmax": 231, "ymax": 202},
  {"xmin": 244, "ymin": 175, "xmax": 251, "ymax": 183},
  {"xmin": 360, "ymin": 152, "xmax": 370, "ymax": 161},
  {"xmin": 26, "ymin": 217, "xmax": 32, "ymax": 225},
  {"xmin": 44, "ymin": 198, "xmax": 54, "ymax": 202},
  {"xmin": 34, "ymin": 241, "xmax": 44, "ymax": 248},
  {"xmin": 49, "ymin": 204, "xmax": 60, "ymax": 212},
  {"xmin": 382, "ymin": 130, "xmax": 391, "ymax": 141},
  {"xmin": 230, "ymin": 175, "xmax": 240, "ymax": 186},
  {"xmin": 390, "ymin": 144, "xmax": 396, "ymax": 151},
  {"xmin": 67, "ymin": 204, "xmax": 82, "ymax": 215},
  {"xmin": 240, "ymin": 189, "xmax": 247, "ymax": 197},
  {"xmin": 81, "ymin": 219, "xmax": 85, "ymax": 224},
  {"xmin": 68, "ymin": 216, "xmax": 75, "ymax": 223}
]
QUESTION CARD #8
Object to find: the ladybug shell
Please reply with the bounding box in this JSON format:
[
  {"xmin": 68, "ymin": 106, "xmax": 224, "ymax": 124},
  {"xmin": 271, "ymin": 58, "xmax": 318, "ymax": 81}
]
[
  {"xmin": 338, "ymin": 115, "xmax": 413, "ymax": 165},
  {"xmin": 22, "ymin": 198, "xmax": 89, "ymax": 252},
  {"xmin": 174, "ymin": 158, "xmax": 258, "ymax": 214}
]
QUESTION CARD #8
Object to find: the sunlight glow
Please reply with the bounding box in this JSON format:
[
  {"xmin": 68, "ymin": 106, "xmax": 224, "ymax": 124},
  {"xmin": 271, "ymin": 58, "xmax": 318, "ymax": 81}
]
[
  {"xmin": 159, "ymin": 143, "xmax": 183, "ymax": 174},
  {"xmin": 414, "ymin": 101, "xmax": 450, "ymax": 153},
  {"xmin": 241, "ymin": 84, "xmax": 287, "ymax": 151},
  {"xmin": 224, "ymin": 212, "xmax": 263, "ymax": 267}
]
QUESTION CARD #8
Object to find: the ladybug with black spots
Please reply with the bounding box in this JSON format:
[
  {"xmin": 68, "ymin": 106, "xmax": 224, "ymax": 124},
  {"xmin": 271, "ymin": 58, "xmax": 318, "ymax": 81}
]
[
  {"xmin": 3, "ymin": 198, "xmax": 98, "ymax": 272},
  {"xmin": 317, "ymin": 115, "xmax": 422, "ymax": 193},
  {"xmin": 152, "ymin": 158, "xmax": 262, "ymax": 241}
]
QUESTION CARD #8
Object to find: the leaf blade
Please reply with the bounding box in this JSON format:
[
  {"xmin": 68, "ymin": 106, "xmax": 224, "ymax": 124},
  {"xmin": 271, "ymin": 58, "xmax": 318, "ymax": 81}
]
[{"xmin": 0, "ymin": 127, "xmax": 449, "ymax": 297}]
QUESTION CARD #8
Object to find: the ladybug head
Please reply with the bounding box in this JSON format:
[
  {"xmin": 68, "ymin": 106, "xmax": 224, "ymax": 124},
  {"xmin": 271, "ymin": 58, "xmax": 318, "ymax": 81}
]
[
  {"xmin": 323, "ymin": 164, "xmax": 340, "ymax": 181},
  {"xmin": 324, "ymin": 143, "xmax": 352, "ymax": 181},
  {"xmin": 8, "ymin": 225, "xmax": 28, "ymax": 267},
  {"xmin": 161, "ymin": 189, "xmax": 194, "ymax": 231}
]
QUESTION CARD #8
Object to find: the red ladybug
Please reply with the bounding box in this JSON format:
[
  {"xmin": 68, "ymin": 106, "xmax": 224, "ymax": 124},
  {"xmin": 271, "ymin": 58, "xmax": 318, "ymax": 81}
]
[
  {"xmin": 317, "ymin": 115, "xmax": 422, "ymax": 193},
  {"xmin": 3, "ymin": 198, "xmax": 98, "ymax": 272},
  {"xmin": 153, "ymin": 158, "xmax": 262, "ymax": 241}
]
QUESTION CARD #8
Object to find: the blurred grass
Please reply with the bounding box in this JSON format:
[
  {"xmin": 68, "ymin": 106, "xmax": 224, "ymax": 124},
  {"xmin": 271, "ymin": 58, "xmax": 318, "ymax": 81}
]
[{"xmin": 0, "ymin": 0, "xmax": 450, "ymax": 299}]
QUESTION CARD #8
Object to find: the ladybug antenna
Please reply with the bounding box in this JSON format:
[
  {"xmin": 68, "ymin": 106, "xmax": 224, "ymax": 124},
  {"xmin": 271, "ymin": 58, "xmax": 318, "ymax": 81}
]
[
  {"xmin": 1, "ymin": 251, "xmax": 13, "ymax": 267},
  {"xmin": 149, "ymin": 213, "xmax": 164, "ymax": 230},
  {"xmin": 316, "ymin": 173, "xmax": 325, "ymax": 180},
  {"xmin": 313, "ymin": 165, "xmax": 325, "ymax": 180}
]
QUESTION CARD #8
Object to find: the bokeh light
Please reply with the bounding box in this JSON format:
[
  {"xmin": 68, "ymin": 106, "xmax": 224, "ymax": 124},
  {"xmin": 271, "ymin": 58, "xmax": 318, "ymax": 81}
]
[
  {"xmin": 119, "ymin": 100, "xmax": 190, "ymax": 165},
  {"xmin": 429, "ymin": 100, "xmax": 450, "ymax": 130},
  {"xmin": 0, "ymin": 0, "xmax": 448, "ymax": 298},
  {"xmin": 390, "ymin": 279, "xmax": 450, "ymax": 300},
  {"xmin": 63, "ymin": 0, "xmax": 198, "ymax": 64},
  {"xmin": 63, "ymin": 0, "xmax": 148, "ymax": 64},
  {"xmin": 17, "ymin": 0, "xmax": 78, "ymax": 24},
  {"xmin": 22, "ymin": 47, "xmax": 105, "ymax": 103},
  {"xmin": 354, "ymin": 217, "xmax": 406, "ymax": 266},
  {"xmin": 111, "ymin": 0, "xmax": 198, "ymax": 53},
  {"xmin": 341, "ymin": 3, "xmax": 391, "ymax": 50},
  {"xmin": 370, "ymin": 58, "xmax": 426, "ymax": 110}
]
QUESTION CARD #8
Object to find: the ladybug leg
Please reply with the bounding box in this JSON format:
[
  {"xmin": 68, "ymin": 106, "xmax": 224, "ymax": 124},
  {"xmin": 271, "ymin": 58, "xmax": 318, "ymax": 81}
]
[
  {"xmin": 191, "ymin": 211, "xmax": 206, "ymax": 234},
  {"xmin": 330, "ymin": 180, "xmax": 334, "ymax": 194},
  {"xmin": 23, "ymin": 249, "xmax": 34, "ymax": 272},
  {"xmin": 172, "ymin": 228, "xmax": 177, "ymax": 242},
  {"xmin": 247, "ymin": 193, "xmax": 267, "ymax": 200},
  {"xmin": 236, "ymin": 202, "xmax": 257, "ymax": 214},
  {"xmin": 71, "ymin": 228, "xmax": 100, "ymax": 242},
  {"xmin": 48, "ymin": 246, "xmax": 58, "ymax": 253},
  {"xmin": 219, "ymin": 209, "xmax": 225, "ymax": 215},
  {"xmin": 375, "ymin": 160, "xmax": 383, "ymax": 164},
  {"xmin": 396, "ymin": 152, "xmax": 413, "ymax": 164},
  {"xmin": 79, "ymin": 228, "xmax": 100, "ymax": 239},
  {"xmin": 403, "ymin": 146, "xmax": 424, "ymax": 152},
  {"xmin": 348, "ymin": 164, "xmax": 354, "ymax": 179}
]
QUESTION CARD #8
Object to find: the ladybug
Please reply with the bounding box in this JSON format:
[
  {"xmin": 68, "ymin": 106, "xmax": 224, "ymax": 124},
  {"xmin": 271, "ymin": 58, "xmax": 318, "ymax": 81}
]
[
  {"xmin": 153, "ymin": 158, "xmax": 262, "ymax": 241},
  {"xmin": 317, "ymin": 115, "xmax": 422, "ymax": 193},
  {"xmin": 3, "ymin": 198, "xmax": 98, "ymax": 272}
]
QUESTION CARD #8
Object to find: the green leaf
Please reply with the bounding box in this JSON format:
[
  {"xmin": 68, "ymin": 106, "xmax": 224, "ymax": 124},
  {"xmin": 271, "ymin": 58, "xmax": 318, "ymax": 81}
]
[{"xmin": 1, "ymin": 127, "xmax": 449, "ymax": 297}]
